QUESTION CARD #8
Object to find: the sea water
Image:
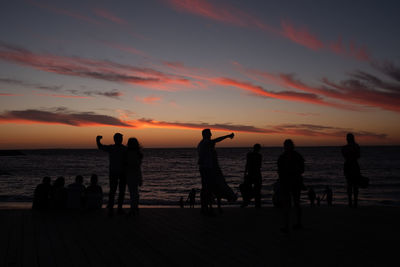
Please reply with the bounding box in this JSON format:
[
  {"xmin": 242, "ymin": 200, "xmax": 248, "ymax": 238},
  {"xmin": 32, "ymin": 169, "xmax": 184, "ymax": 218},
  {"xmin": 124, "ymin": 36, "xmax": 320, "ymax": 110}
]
[{"xmin": 0, "ymin": 146, "xmax": 399, "ymax": 207}]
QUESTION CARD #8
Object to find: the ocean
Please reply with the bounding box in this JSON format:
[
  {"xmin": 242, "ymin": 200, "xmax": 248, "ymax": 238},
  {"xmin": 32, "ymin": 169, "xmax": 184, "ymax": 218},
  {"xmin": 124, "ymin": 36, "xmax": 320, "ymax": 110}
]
[{"xmin": 0, "ymin": 146, "xmax": 399, "ymax": 207}]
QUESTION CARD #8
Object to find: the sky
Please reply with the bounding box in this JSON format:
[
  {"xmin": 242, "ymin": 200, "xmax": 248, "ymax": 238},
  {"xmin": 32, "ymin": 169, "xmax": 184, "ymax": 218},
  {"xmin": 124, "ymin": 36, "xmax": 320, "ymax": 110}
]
[{"xmin": 0, "ymin": 0, "xmax": 399, "ymax": 149}]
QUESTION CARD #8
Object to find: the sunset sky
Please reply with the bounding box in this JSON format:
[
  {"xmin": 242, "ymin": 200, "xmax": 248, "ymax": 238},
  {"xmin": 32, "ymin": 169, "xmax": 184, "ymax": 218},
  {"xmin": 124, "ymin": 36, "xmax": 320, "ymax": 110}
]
[{"xmin": 1, "ymin": 0, "xmax": 399, "ymax": 149}]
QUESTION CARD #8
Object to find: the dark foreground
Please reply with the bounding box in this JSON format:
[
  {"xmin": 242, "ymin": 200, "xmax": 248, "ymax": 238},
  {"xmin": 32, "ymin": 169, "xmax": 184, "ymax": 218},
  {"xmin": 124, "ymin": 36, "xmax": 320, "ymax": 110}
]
[{"xmin": 0, "ymin": 207, "xmax": 398, "ymax": 267}]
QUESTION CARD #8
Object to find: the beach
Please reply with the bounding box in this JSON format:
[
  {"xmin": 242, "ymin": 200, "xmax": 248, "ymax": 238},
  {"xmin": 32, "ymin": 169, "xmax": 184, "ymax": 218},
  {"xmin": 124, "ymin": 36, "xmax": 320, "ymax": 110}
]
[{"xmin": 1, "ymin": 206, "xmax": 398, "ymax": 267}]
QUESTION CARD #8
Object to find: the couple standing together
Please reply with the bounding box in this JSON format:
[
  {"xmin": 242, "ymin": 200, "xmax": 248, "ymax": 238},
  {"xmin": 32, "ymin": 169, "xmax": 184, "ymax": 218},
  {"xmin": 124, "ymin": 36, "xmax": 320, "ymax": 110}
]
[{"xmin": 96, "ymin": 133, "xmax": 143, "ymax": 217}]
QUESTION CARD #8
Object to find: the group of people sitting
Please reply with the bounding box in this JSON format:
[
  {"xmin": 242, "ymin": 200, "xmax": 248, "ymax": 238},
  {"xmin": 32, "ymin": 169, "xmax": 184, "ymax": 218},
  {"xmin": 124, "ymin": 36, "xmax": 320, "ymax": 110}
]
[{"xmin": 32, "ymin": 174, "xmax": 103, "ymax": 211}]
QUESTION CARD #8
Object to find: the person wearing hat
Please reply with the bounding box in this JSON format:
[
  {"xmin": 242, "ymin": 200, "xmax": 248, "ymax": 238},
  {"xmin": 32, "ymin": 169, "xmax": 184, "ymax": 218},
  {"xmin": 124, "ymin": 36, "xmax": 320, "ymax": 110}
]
[{"xmin": 96, "ymin": 133, "xmax": 127, "ymax": 216}]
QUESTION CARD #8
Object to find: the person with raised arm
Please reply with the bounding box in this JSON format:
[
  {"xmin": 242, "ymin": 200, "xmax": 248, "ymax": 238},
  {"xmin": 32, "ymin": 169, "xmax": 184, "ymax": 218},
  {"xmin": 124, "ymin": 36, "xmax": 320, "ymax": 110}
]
[
  {"xmin": 197, "ymin": 129, "xmax": 235, "ymax": 216},
  {"xmin": 96, "ymin": 133, "xmax": 127, "ymax": 217}
]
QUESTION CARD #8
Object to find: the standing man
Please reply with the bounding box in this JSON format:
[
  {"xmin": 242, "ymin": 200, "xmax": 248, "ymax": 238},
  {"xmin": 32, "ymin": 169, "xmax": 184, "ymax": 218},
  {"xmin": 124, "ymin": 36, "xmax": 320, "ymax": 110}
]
[
  {"xmin": 197, "ymin": 129, "xmax": 234, "ymax": 215},
  {"xmin": 277, "ymin": 139, "xmax": 305, "ymax": 233},
  {"xmin": 97, "ymin": 133, "xmax": 127, "ymax": 217}
]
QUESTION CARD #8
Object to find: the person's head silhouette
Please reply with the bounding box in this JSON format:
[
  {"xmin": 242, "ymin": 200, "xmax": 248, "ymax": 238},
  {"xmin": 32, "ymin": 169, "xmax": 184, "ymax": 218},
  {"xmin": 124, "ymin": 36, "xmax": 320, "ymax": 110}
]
[
  {"xmin": 202, "ymin": 129, "xmax": 211, "ymax": 140},
  {"xmin": 283, "ymin": 139, "xmax": 294, "ymax": 152},
  {"xmin": 346, "ymin": 133, "xmax": 355, "ymax": 144},
  {"xmin": 253, "ymin": 143, "xmax": 261, "ymax": 152},
  {"xmin": 113, "ymin": 133, "xmax": 123, "ymax": 145},
  {"xmin": 128, "ymin": 137, "xmax": 140, "ymax": 150}
]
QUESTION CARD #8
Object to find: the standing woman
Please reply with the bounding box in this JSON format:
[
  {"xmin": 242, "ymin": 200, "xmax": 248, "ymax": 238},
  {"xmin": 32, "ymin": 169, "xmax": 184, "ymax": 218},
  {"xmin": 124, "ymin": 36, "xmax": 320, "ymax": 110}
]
[
  {"xmin": 341, "ymin": 133, "xmax": 360, "ymax": 208},
  {"xmin": 126, "ymin": 138, "xmax": 143, "ymax": 216}
]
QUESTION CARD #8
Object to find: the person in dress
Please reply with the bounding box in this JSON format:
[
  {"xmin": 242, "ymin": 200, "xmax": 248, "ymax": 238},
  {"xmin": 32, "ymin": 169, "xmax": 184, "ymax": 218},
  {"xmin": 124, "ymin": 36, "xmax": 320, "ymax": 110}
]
[
  {"xmin": 197, "ymin": 129, "xmax": 236, "ymax": 215},
  {"xmin": 125, "ymin": 137, "xmax": 143, "ymax": 216}
]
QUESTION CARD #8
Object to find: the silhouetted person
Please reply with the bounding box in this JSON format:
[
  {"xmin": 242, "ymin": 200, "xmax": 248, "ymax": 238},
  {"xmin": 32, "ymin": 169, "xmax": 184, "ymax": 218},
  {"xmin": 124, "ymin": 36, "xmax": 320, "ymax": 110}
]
[
  {"xmin": 197, "ymin": 129, "xmax": 235, "ymax": 215},
  {"xmin": 67, "ymin": 175, "xmax": 86, "ymax": 210},
  {"xmin": 307, "ymin": 186, "xmax": 316, "ymax": 207},
  {"xmin": 179, "ymin": 197, "xmax": 184, "ymax": 208},
  {"xmin": 342, "ymin": 133, "xmax": 360, "ymax": 208},
  {"xmin": 278, "ymin": 139, "xmax": 304, "ymax": 233},
  {"xmin": 85, "ymin": 174, "xmax": 103, "ymax": 210},
  {"xmin": 186, "ymin": 188, "xmax": 196, "ymax": 208},
  {"xmin": 97, "ymin": 133, "xmax": 127, "ymax": 216},
  {"xmin": 51, "ymin": 176, "xmax": 67, "ymax": 210},
  {"xmin": 32, "ymin": 176, "xmax": 51, "ymax": 210},
  {"xmin": 322, "ymin": 185, "xmax": 333, "ymax": 206},
  {"xmin": 125, "ymin": 137, "xmax": 143, "ymax": 216},
  {"xmin": 242, "ymin": 144, "xmax": 262, "ymax": 208}
]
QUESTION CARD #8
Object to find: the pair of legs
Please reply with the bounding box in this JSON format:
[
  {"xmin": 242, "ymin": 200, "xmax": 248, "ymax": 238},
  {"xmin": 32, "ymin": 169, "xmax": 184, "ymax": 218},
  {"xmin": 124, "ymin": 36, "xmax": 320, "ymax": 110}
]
[
  {"xmin": 200, "ymin": 168, "xmax": 216, "ymax": 215},
  {"xmin": 280, "ymin": 187, "xmax": 302, "ymax": 232},
  {"xmin": 241, "ymin": 180, "xmax": 262, "ymax": 208},
  {"xmin": 346, "ymin": 179, "xmax": 358, "ymax": 207},
  {"xmin": 127, "ymin": 180, "xmax": 139, "ymax": 214},
  {"xmin": 108, "ymin": 173, "xmax": 126, "ymax": 214}
]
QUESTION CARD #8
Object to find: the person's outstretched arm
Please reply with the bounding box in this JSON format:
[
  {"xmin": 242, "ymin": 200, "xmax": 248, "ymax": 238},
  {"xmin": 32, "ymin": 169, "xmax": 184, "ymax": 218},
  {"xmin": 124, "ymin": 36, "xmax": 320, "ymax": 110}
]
[{"xmin": 212, "ymin": 133, "xmax": 234, "ymax": 143}]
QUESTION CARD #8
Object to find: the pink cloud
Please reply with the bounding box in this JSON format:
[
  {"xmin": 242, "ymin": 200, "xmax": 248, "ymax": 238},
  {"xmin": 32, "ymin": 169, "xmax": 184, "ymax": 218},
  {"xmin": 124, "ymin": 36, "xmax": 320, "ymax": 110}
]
[
  {"xmin": 212, "ymin": 77, "xmax": 353, "ymax": 110},
  {"xmin": 280, "ymin": 20, "xmax": 324, "ymax": 50},
  {"xmin": 329, "ymin": 37, "xmax": 371, "ymax": 61},
  {"xmin": 93, "ymin": 8, "xmax": 127, "ymax": 25},
  {"xmin": 242, "ymin": 66, "xmax": 400, "ymax": 113},
  {"xmin": 0, "ymin": 42, "xmax": 194, "ymax": 91},
  {"xmin": 166, "ymin": 0, "xmax": 372, "ymax": 61}
]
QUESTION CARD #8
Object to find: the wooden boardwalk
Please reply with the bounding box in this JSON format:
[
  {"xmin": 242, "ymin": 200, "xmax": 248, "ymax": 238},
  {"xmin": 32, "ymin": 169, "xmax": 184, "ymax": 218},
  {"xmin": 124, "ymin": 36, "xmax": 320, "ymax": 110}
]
[{"xmin": 0, "ymin": 207, "xmax": 399, "ymax": 267}]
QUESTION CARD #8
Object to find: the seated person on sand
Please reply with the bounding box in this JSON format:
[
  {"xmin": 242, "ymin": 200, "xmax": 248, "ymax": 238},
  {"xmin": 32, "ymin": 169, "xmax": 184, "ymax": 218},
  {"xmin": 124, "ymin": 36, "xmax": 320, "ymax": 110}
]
[
  {"xmin": 51, "ymin": 176, "xmax": 67, "ymax": 210},
  {"xmin": 85, "ymin": 174, "xmax": 103, "ymax": 210},
  {"xmin": 32, "ymin": 176, "xmax": 52, "ymax": 210},
  {"xmin": 67, "ymin": 175, "xmax": 86, "ymax": 210}
]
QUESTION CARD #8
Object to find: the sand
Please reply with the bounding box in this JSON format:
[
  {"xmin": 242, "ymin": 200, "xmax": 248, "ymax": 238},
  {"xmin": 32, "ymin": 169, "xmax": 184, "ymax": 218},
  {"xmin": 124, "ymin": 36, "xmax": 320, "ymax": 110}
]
[{"xmin": 0, "ymin": 206, "xmax": 398, "ymax": 266}]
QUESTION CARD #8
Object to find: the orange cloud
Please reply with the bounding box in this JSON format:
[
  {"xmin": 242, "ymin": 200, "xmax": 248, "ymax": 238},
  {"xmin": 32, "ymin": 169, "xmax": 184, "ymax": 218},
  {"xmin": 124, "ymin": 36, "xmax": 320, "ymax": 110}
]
[
  {"xmin": 135, "ymin": 96, "xmax": 162, "ymax": 104},
  {"xmin": 0, "ymin": 108, "xmax": 386, "ymax": 140}
]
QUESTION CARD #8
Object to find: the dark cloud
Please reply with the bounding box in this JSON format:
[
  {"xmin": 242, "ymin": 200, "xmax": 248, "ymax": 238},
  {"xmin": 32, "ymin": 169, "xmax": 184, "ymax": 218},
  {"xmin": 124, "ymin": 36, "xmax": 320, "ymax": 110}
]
[
  {"xmin": 0, "ymin": 108, "xmax": 132, "ymax": 127},
  {"xmin": 0, "ymin": 77, "xmax": 62, "ymax": 91}
]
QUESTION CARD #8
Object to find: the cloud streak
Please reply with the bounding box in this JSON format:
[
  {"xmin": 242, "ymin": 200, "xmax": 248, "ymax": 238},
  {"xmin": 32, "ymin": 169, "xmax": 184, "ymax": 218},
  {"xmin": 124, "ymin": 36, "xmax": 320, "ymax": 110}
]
[
  {"xmin": 0, "ymin": 108, "xmax": 386, "ymax": 140},
  {"xmin": 240, "ymin": 65, "xmax": 400, "ymax": 113},
  {"xmin": 0, "ymin": 42, "xmax": 193, "ymax": 91},
  {"xmin": 93, "ymin": 8, "xmax": 127, "ymax": 25},
  {"xmin": 0, "ymin": 108, "xmax": 131, "ymax": 127},
  {"xmin": 212, "ymin": 77, "xmax": 355, "ymax": 110},
  {"xmin": 165, "ymin": 0, "xmax": 371, "ymax": 61}
]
